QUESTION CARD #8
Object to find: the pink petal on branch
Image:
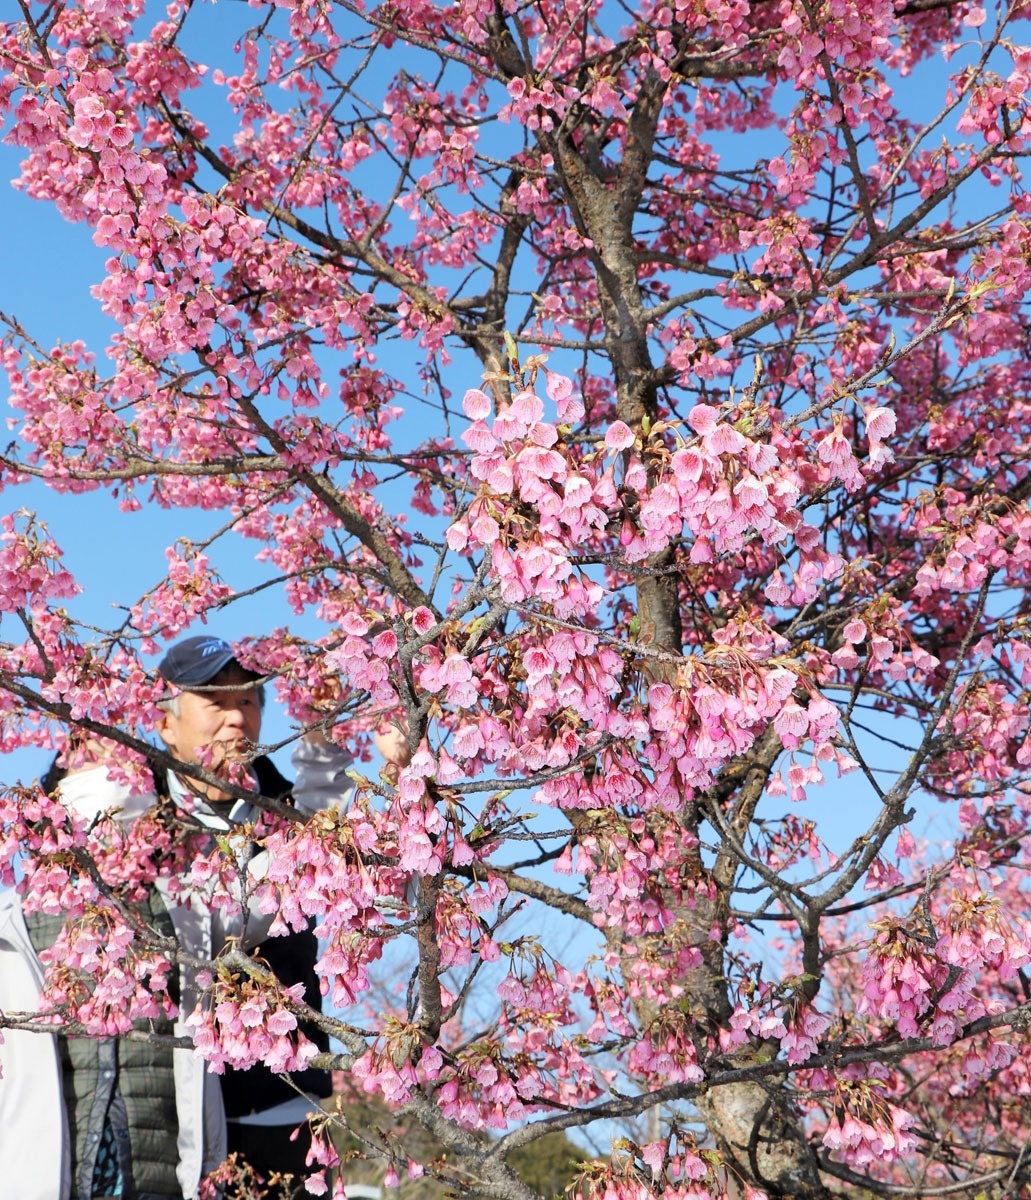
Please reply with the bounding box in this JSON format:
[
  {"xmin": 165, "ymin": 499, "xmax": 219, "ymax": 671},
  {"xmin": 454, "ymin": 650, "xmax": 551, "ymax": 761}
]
[
  {"xmin": 865, "ymin": 405, "xmax": 896, "ymax": 441},
  {"xmin": 604, "ymin": 421, "xmax": 636, "ymax": 450},
  {"xmin": 462, "ymin": 388, "xmax": 492, "ymax": 419}
]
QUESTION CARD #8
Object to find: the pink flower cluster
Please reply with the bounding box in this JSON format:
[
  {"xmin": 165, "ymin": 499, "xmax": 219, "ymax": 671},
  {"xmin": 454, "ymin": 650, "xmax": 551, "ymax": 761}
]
[
  {"xmin": 0, "ymin": 512, "xmax": 80, "ymax": 614},
  {"xmin": 821, "ymin": 1098, "xmax": 916, "ymax": 1167},
  {"xmin": 451, "ymin": 383, "xmax": 827, "ymax": 585},
  {"xmin": 37, "ymin": 908, "xmax": 176, "ymax": 1037},
  {"xmin": 187, "ymin": 970, "xmax": 318, "ymax": 1075},
  {"xmin": 721, "ymin": 991, "xmax": 831, "ymax": 1067},
  {"xmin": 859, "ymin": 884, "xmax": 1031, "ymax": 1053}
]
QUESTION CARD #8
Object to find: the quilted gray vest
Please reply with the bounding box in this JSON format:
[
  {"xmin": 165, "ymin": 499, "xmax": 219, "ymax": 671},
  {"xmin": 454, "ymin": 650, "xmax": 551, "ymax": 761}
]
[{"xmin": 26, "ymin": 891, "xmax": 183, "ymax": 1200}]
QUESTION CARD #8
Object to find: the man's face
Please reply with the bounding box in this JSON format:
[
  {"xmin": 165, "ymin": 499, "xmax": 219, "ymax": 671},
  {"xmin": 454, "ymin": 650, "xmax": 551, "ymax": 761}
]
[{"xmin": 157, "ymin": 667, "xmax": 262, "ymax": 802}]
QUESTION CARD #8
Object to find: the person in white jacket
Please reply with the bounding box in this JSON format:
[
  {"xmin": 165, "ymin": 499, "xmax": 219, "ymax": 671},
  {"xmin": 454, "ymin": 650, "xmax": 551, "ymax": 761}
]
[{"xmin": 0, "ymin": 636, "xmax": 393, "ymax": 1200}]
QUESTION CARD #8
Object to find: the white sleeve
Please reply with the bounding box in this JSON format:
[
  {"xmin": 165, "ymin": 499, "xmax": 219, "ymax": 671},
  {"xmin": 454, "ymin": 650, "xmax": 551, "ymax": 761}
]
[
  {"xmin": 55, "ymin": 765, "xmax": 157, "ymax": 824},
  {"xmin": 0, "ymin": 894, "xmax": 70, "ymax": 1200},
  {"xmin": 289, "ymin": 737, "xmax": 356, "ymax": 815}
]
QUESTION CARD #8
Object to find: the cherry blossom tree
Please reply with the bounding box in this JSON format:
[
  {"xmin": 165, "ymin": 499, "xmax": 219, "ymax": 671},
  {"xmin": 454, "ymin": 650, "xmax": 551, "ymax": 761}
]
[{"xmin": 4, "ymin": 0, "xmax": 1031, "ymax": 1196}]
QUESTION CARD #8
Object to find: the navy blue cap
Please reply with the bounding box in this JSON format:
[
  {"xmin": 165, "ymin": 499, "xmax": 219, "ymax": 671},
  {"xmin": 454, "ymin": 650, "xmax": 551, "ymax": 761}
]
[{"xmin": 157, "ymin": 636, "xmax": 253, "ymax": 688}]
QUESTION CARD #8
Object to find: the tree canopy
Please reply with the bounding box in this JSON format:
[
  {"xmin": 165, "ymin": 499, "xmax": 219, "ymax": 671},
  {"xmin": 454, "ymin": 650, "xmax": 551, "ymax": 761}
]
[{"xmin": 3, "ymin": 0, "xmax": 1031, "ymax": 1196}]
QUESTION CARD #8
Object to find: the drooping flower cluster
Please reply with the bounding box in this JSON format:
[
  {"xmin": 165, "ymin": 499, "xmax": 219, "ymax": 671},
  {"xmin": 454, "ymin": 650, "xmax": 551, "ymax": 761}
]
[{"xmin": 186, "ymin": 966, "xmax": 319, "ymax": 1076}]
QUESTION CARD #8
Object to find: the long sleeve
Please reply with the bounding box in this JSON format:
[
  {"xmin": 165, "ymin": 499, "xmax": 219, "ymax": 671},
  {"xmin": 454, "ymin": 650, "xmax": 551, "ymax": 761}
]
[
  {"xmin": 54, "ymin": 764, "xmax": 156, "ymax": 824},
  {"xmin": 0, "ymin": 892, "xmax": 71, "ymax": 1200},
  {"xmin": 289, "ymin": 735, "xmax": 356, "ymax": 815}
]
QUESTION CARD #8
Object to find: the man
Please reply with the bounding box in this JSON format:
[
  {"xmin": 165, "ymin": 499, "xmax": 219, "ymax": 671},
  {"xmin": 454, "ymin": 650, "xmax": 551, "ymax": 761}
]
[
  {"xmin": 0, "ymin": 635, "xmax": 394, "ymax": 1200},
  {"xmin": 154, "ymin": 636, "xmax": 356, "ymax": 1198}
]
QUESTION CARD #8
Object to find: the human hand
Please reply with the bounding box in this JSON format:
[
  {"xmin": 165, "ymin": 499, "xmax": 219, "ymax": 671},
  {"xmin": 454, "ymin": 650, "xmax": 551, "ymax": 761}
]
[
  {"xmin": 375, "ymin": 720, "xmax": 411, "ymax": 783},
  {"xmin": 62, "ymin": 735, "xmax": 115, "ymax": 776}
]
